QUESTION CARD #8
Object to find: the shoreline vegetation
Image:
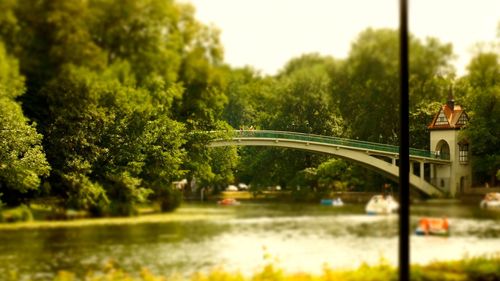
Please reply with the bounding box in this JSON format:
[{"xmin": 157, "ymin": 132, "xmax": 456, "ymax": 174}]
[
  {"xmin": 0, "ymin": 204, "xmax": 235, "ymax": 230},
  {"xmin": 7, "ymin": 255, "xmax": 500, "ymax": 281},
  {"xmin": 0, "ymin": 195, "xmax": 491, "ymax": 230}
]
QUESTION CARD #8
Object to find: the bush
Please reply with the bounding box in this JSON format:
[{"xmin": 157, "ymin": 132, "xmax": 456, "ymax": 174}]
[
  {"xmin": 462, "ymin": 256, "xmax": 500, "ymax": 281},
  {"xmin": 158, "ymin": 188, "xmax": 182, "ymax": 212},
  {"xmin": 0, "ymin": 204, "xmax": 33, "ymax": 222},
  {"xmin": 290, "ymin": 187, "xmax": 321, "ymax": 203},
  {"xmin": 108, "ymin": 200, "xmax": 138, "ymax": 217},
  {"xmin": 87, "ymin": 198, "xmax": 111, "ymax": 218},
  {"xmin": 6, "ymin": 254, "xmax": 500, "ymax": 281},
  {"xmin": 86, "ymin": 199, "xmax": 139, "ymax": 217}
]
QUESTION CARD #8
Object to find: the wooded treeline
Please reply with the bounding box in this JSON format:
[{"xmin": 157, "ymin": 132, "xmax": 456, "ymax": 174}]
[{"xmin": 0, "ymin": 0, "xmax": 498, "ymax": 215}]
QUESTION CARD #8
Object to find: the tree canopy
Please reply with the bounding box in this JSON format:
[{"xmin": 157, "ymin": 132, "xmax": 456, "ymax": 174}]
[
  {"xmin": 0, "ymin": 42, "xmax": 50, "ymax": 205},
  {"xmin": 460, "ymin": 52, "xmax": 499, "ymax": 185}
]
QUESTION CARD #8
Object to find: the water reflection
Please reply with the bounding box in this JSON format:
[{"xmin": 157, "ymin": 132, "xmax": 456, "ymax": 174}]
[{"xmin": 0, "ymin": 202, "xmax": 498, "ymax": 280}]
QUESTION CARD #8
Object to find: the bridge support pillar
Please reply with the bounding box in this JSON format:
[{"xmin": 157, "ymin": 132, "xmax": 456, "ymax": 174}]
[{"xmin": 420, "ymin": 162, "xmax": 424, "ymax": 179}]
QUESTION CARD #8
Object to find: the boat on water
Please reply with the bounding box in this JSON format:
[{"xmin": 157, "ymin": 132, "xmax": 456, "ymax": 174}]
[
  {"xmin": 217, "ymin": 198, "xmax": 241, "ymax": 206},
  {"xmin": 415, "ymin": 217, "xmax": 449, "ymax": 236},
  {"xmin": 320, "ymin": 198, "xmax": 344, "ymax": 206},
  {"xmin": 365, "ymin": 195, "xmax": 399, "ymax": 215},
  {"xmin": 480, "ymin": 192, "xmax": 500, "ymax": 209}
]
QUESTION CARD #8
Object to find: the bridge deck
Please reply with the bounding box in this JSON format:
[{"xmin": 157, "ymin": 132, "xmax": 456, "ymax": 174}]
[
  {"xmin": 220, "ymin": 130, "xmax": 449, "ymax": 163},
  {"xmin": 209, "ymin": 130, "xmax": 448, "ymax": 196}
]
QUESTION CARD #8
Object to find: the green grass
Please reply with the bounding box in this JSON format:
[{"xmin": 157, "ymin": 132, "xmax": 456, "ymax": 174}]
[{"xmin": 0, "ymin": 205, "xmax": 235, "ymax": 230}]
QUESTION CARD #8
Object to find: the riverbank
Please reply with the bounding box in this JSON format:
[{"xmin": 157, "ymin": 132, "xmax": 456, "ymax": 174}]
[
  {"xmin": 218, "ymin": 191, "xmax": 485, "ymax": 205},
  {"xmin": 0, "ymin": 205, "xmax": 233, "ymax": 230},
  {"xmin": 18, "ymin": 255, "xmax": 500, "ymax": 281},
  {"xmin": 216, "ymin": 191, "xmax": 381, "ymax": 203},
  {"xmin": 0, "ymin": 195, "xmax": 491, "ymax": 230}
]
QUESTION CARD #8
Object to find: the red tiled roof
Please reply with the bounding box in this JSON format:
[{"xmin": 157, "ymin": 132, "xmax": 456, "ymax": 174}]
[{"xmin": 428, "ymin": 103, "xmax": 468, "ymax": 130}]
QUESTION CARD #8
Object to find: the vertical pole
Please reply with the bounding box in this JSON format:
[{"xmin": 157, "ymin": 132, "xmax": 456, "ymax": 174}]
[{"xmin": 399, "ymin": 0, "xmax": 410, "ymax": 280}]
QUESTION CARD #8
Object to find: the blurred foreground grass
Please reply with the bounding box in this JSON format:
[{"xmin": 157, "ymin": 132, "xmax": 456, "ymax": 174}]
[{"xmin": 7, "ymin": 255, "xmax": 499, "ymax": 281}]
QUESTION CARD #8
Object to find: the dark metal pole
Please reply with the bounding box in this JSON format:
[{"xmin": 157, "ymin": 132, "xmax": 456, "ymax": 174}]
[{"xmin": 399, "ymin": 0, "xmax": 410, "ymax": 281}]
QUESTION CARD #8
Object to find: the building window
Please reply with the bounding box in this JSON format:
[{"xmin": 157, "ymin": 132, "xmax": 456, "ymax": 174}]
[
  {"xmin": 459, "ymin": 144, "xmax": 469, "ymax": 163},
  {"xmin": 435, "ymin": 110, "xmax": 448, "ymax": 125},
  {"xmin": 456, "ymin": 113, "xmax": 468, "ymax": 125}
]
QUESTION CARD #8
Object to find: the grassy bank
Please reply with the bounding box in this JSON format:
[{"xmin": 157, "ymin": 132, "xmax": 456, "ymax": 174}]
[
  {"xmin": 8, "ymin": 255, "xmax": 499, "ymax": 281},
  {"xmin": 0, "ymin": 204, "xmax": 234, "ymax": 230}
]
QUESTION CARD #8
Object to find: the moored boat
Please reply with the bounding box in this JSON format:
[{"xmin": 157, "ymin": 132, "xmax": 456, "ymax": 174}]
[
  {"xmin": 320, "ymin": 198, "xmax": 344, "ymax": 206},
  {"xmin": 365, "ymin": 195, "xmax": 399, "ymax": 215},
  {"xmin": 480, "ymin": 192, "xmax": 500, "ymax": 209},
  {"xmin": 217, "ymin": 198, "xmax": 241, "ymax": 206},
  {"xmin": 415, "ymin": 217, "xmax": 449, "ymax": 236}
]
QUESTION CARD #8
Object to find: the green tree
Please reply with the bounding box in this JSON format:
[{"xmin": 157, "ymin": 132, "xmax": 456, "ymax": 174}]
[
  {"xmin": 39, "ymin": 65, "xmax": 186, "ymax": 215},
  {"xmin": 222, "ymin": 67, "xmax": 275, "ymax": 129},
  {"xmin": 334, "ymin": 28, "xmax": 454, "ymax": 145},
  {"xmin": 180, "ymin": 122, "xmax": 239, "ymax": 196},
  {"xmin": 333, "ymin": 29, "xmax": 400, "ymax": 143},
  {"xmin": 0, "ymin": 42, "xmax": 50, "ymax": 205},
  {"xmin": 409, "ymin": 101, "xmax": 443, "ymax": 149},
  {"xmin": 0, "ymin": 0, "xmax": 229, "ymax": 214},
  {"xmin": 235, "ymin": 55, "xmax": 345, "ymax": 189},
  {"xmin": 175, "ymin": 5, "xmax": 227, "ymax": 126},
  {"xmin": 270, "ymin": 59, "xmax": 345, "ymax": 136},
  {"xmin": 316, "ymin": 159, "xmax": 351, "ymax": 192},
  {"xmin": 207, "ymin": 146, "xmax": 239, "ymax": 191},
  {"xmin": 461, "ymin": 52, "xmax": 499, "ymax": 186}
]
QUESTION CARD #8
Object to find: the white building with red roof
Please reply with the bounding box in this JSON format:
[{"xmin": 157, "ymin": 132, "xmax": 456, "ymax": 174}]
[{"xmin": 428, "ymin": 98, "xmax": 472, "ymax": 196}]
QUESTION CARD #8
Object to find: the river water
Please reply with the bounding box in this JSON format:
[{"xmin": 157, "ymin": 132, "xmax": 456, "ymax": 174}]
[{"xmin": 0, "ymin": 201, "xmax": 499, "ymax": 280}]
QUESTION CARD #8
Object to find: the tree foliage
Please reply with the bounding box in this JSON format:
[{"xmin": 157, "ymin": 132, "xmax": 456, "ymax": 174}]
[
  {"xmin": 233, "ymin": 55, "xmax": 345, "ymax": 189},
  {"xmin": 38, "ymin": 65, "xmax": 187, "ymax": 214},
  {"xmin": 232, "ymin": 32, "xmax": 455, "ymax": 191},
  {"xmin": 461, "ymin": 52, "xmax": 499, "ymax": 185},
  {"xmin": 0, "ymin": 0, "xmax": 223, "ymax": 213},
  {"xmin": 0, "ymin": 42, "xmax": 50, "ymax": 205},
  {"xmin": 333, "ymin": 28, "xmax": 454, "ymax": 145}
]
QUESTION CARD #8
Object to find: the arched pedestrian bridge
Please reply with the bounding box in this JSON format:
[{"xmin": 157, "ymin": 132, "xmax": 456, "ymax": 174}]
[{"xmin": 209, "ymin": 130, "xmax": 451, "ymax": 196}]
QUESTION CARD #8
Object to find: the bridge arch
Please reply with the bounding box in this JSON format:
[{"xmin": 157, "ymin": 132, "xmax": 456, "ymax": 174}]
[{"xmin": 209, "ymin": 130, "xmax": 449, "ymax": 196}]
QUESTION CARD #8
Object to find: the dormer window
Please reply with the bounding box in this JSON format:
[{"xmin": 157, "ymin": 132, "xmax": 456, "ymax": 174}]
[
  {"xmin": 435, "ymin": 110, "xmax": 448, "ymax": 125},
  {"xmin": 456, "ymin": 113, "xmax": 468, "ymax": 125}
]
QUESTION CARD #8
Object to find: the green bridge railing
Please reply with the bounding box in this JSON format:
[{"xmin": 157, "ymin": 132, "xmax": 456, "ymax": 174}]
[{"xmin": 219, "ymin": 130, "xmax": 449, "ymax": 160}]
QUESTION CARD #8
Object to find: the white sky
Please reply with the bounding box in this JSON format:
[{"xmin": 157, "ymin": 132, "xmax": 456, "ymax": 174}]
[{"xmin": 183, "ymin": 0, "xmax": 499, "ymax": 76}]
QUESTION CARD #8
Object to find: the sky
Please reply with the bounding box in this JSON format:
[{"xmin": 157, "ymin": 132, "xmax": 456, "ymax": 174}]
[{"xmin": 183, "ymin": 0, "xmax": 499, "ymax": 76}]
